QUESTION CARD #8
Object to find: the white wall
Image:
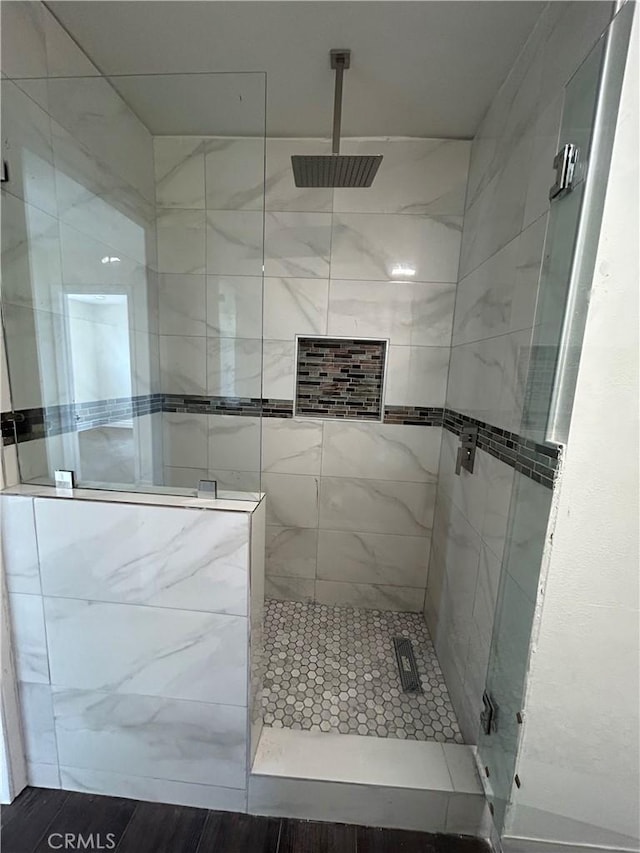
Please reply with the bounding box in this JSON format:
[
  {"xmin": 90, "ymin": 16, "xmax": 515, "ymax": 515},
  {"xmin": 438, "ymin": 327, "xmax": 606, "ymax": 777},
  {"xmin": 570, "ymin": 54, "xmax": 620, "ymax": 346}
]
[{"xmin": 505, "ymin": 6, "xmax": 640, "ymax": 850}]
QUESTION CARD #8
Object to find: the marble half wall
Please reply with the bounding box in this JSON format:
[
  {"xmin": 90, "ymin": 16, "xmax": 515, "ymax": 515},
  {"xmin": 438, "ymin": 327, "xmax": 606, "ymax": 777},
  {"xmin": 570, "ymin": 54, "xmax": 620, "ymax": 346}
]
[{"xmin": 2, "ymin": 490, "xmax": 266, "ymax": 809}]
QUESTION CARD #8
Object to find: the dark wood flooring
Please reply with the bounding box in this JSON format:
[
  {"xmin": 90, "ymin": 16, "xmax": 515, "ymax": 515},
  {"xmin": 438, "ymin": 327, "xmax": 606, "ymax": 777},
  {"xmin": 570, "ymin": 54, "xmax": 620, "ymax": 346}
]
[{"xmin": 1, "ymin": 787, "xmax": 491, "ymax": 853}]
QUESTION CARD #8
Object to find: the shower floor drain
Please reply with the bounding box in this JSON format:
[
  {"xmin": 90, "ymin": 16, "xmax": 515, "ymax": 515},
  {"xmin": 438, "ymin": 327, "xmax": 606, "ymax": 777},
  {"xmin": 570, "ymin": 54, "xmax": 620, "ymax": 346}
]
[{"xmin": 393, "ymin": 636, "xmax": 423, "ymax": 693}]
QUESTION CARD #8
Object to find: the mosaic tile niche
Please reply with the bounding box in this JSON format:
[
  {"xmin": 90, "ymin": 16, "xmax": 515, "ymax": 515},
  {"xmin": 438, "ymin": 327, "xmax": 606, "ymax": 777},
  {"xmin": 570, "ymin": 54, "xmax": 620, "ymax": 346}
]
[{"xmin": 295, "ymin": 337, "xmax": 387, "ymax": 420}]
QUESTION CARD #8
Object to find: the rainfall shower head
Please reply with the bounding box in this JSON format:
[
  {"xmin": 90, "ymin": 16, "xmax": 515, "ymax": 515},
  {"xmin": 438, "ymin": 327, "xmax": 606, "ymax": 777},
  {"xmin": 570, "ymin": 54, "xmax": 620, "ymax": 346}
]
[{"xmin": 291, "ymin": 50, "xmax": 383, "ymax": 188}]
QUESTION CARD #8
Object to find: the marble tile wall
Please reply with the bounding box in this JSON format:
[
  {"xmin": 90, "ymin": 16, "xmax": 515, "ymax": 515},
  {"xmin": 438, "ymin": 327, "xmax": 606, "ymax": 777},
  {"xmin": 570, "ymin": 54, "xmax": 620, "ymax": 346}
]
[
  {"xmin": 425, "ymin": 0, "xmax": 616, "ymax": 744},
  {"xmin": 2, "ymin": 492, "xmax": 263, "ymax": 810},
  {"xmin": 1, "ymin": 1, "xmax": 161, "ymax": 488},
  {"xmin": 157, "ymin": 135, "xmax": 471, "ymax": 609}
]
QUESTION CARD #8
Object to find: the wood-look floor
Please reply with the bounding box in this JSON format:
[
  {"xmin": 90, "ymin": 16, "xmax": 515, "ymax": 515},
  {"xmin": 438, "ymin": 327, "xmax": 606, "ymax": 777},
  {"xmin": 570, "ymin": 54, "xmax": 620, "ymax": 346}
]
[{"xmin": 1, "ymin": 787, "xmax": 491, "ymax": 852}]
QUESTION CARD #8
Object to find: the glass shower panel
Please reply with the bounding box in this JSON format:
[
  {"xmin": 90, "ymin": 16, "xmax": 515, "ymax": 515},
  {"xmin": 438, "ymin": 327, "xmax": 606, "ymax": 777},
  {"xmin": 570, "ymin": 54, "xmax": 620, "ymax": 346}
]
[
  {"xmin": 477, "ymin": 3, "xmax": 633, "ymax": 834},
  {"xmin": 1, "ymin": 71, "xmax": 266, "ymax": 499}
]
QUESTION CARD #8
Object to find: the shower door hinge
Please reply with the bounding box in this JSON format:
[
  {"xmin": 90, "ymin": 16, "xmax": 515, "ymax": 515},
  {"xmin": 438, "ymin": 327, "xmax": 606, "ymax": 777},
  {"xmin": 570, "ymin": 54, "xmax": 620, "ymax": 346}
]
[
  {"xmin": 1, "ymin": 160, "xmax": 8, "ymax": 183},
  {"xmin": 549, "ymin": 143, "xmax": 579, "ymax": 200},
  {"xmin": 481, "ymin": 691, "xmax": 498, "ymax": 735}
]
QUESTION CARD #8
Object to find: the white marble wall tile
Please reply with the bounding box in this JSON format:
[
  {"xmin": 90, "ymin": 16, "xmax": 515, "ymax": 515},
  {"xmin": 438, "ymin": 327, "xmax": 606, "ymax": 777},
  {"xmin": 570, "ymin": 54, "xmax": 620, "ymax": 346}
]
[
  {"xmin": 510, "ymin": 214, "xmax": 548, "ymax": 333},
  {"xmin": 8, "ymin": 593, "xmax": 49, "ymax": 683},
  {"xmin": 264, "ymin": 212, "xmax": 331, "ymax": 278},
  {"xmin": 262, "ymin": 473, "xmax": 319, "ymax": 529},
  {"xmin": 207, "ymin": 337, "xmax": 262, "ymax": 397},
  {"xmin": 206, "ymin": 210, "xmax": 263, "ymax": 276},
  {"xmin": 14, "ymin": 437, "xmax": 49, "ymax": 484},
  {"xmin": 163, "ymin": 467, "xmax": 207, "ymax": 490},
  {"xmin": 522, "ymin": 94, "xmax": 563, "ymax": 230},
  {"xmin": 19, "ymin": 682, "xmax": 57, "ymax": 766},
  {"xmin": 1, "ymin": 193, "xmax": 63, "ymax": 314},
  {"xmin": 59, "ymin": 765, "xmax": 246, "ymax": 812},
  {"xmin": 205, "ymin": 138, "xmax": 264, "ymax": 210},
  {"xmin": 446, "ymin": 336, "xmax": 507, "ymax": 425},
  {"xmin": 209, "ymin": 415, "xmax": 261, "ymax": 473},
  {"xmin": 1, "ymin": 78, "xmax": 57, "ymax": 216},
  {"xmin": 321, "ymin": 422, "xmax": 440, "ymax": 484},
  {"xmin": 503, "ymin": 473, "xmax": 552, "ymax": 604},
  {"xmin": 472, "ymin": 543, "xmax": 503, "ymax": 650},
  {"xmin": 45, "ymin": 598, "xmax": 248, "ymax": 706},
  {"xmin": 437, "ymin": 430, "xmax": 489, "ymax": 536},
  {"xmin": 453, "ymin": 237, "xmax": 519, "ymax": 347},
  {"xmin": 207, "ymin": 469, "xmax": 261, "ymax": 496},
  {"xmin": 46, "ymin": 76, "xmax": 154, "ymax": 204},
  {"xmin": 1, "ymin": 445, "xmax": 20, "ymax": 490},
  {"xmin": 263, "ymin": 277, "xmax": 329, "ymax": 340},
  {"xmin": 265, "ymin": 576, "xmax": 315, "ymax": 603},
  {"xmin": 0, "ymin": 1, "xmax": 47, "ymax": 79},
  {"xmin": 262, "ymin": 418, "xmax": 322, "ymax": 475},
  {"xmin": 2, "ymin": 303, "xmax": 45, "ymax": 411},
  {"xmin": 52, "ymin": 122, "xmax": 153, "ymax": 267},
  {"xmin": 315, "ymin": 581, "xmax": 424, "ymax": 612},
  {"xmin": 1, "ymin": 496, "xmax": 40, "ymax": 594},
  {"xmin": 156, "ymin": 209, "xmax": 206, "ymax": 275},
  {"xmin": 153, "ymin": 137, "xmax": 206, "ymax": 209},
  {"xmin": 59, "ymin": 223, "xmax": 146, "ymax": 289},
  {"xmin": 538, "ymin": 1, "xmax": 613, "ymax": 111},
  {"xmin": 319, "ymin": 477, "xmax": 435, "ymax": 537},
  {"xmin": 158, "ymin": 274, "xmax": 206, "ymax": 336},
  {"xmin": 160, "ymin": 335, "xmax": 206, "ymax": 395},
  {"xmin": 35, "ymin": 498, "xmax": 249, "ymax": 615},
  {"xmin": 265, "ymin": 138, "xmax": 333, "ymax": 212},
  {"xmin": 497, "ymin": 328, "xmax": 533, "ymax": 433},
  {"xmin": 385, "ymin": 346, "xmax": 449, "ymax": 407},
  {"xmin": 334, "ymin": 139, "xmax": 470, "ymax": 215},
  {"xmin": 458, "ymin": 134, "xmax": 532, "ymax": 280},
  {"xmin": 265, "ymin": 527, "xmax": 317, "ymax": 579},
  {"xmin": 162, "ymin": 412, "xmax": 208, "ymax": 470},
  {"xmin": 327, "ymin": 280, "xmax": 455, "ymax": 347},
  {"xmin": 206, "ymin": 275, "xmax": 262, "ymax": 339},
  {"xmin": 429, "ymin": 499, "xmax": 482, "ymax": 679},
  {"xmin": 53, "ymin": 688, "xmax": 246, "ymax": 788},
  {"xmin": 262, "ymin": 340, "xmax": 295, "ymax": 400},
  {"xmin": 317, "ymin": 530, "xmax": 428, "ymax": 589},
  {"xmin": 331, "ymin": 213, "xmax": 462, "ymax": 283},
  {"xmin": 479, "ymin": 450, "xmax": 515, "ymax": 565}
]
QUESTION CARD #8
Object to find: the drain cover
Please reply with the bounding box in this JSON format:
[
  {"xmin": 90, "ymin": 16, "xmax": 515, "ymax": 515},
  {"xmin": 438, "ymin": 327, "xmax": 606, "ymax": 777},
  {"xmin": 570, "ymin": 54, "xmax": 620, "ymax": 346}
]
[{"xmin": 393, "ymin": 636, "xmax": 423, "ymax": 693}]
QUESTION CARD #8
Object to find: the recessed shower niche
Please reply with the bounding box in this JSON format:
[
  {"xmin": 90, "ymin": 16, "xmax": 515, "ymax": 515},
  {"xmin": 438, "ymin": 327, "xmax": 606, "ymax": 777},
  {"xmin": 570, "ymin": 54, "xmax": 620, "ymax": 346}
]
[{"xmin": 294, "ymin": 336, "xmax": 387, "ymax": 421}]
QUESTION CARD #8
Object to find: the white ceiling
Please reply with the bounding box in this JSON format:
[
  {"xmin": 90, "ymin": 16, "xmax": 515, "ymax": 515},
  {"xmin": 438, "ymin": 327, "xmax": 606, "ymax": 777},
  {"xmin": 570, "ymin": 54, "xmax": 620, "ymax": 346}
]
[{"xmin": 48, "ymin": 1, "xmax": 544, "ymax": 138}]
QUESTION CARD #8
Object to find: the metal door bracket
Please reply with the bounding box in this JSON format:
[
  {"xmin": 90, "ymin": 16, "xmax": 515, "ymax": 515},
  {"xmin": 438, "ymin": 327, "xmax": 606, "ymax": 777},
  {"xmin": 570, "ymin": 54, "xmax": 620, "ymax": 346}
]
[
  {"xmin": 481, "ymin": 691, "xmax": 499, "ymax": 735},
  {"xmin": 549, "ymin": 143, "xmax": 579, "ymax": 200},
  {"xmin": 1, "ymin": 160, "xmax": 8, "ymax": 183}
]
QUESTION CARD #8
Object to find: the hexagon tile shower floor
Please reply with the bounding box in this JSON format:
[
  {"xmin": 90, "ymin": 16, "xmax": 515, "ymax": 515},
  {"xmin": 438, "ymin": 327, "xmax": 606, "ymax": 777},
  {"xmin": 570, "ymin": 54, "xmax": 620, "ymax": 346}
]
[{"xmin": 261, "ymin": 600, "xmax": 464, "ymax": 743}]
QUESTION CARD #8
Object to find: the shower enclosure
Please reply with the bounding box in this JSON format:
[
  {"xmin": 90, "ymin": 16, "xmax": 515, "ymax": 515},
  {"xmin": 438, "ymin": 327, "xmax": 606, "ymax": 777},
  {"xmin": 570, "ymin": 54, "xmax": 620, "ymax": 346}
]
[{"xmin": 1, "ymin": 69, "xmax": 267, "ymax": 500}]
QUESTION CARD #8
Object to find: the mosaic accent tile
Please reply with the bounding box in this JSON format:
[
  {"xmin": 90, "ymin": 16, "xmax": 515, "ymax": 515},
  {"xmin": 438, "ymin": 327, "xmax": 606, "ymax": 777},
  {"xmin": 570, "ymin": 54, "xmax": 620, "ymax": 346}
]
[
  {"xmin": 2, "ymin": 393, "xmax": 559, "ymax": 490},
  {"xmin": 261, "ymin": 599, "xmax": 463, "ymax": 743},
  {"xmin": 295, "ymin": 337, "xmax": 386, "ymax": 421},
  {"xmin": 442, "ymin": 407, "xmax": 559, "ymax": 488}
]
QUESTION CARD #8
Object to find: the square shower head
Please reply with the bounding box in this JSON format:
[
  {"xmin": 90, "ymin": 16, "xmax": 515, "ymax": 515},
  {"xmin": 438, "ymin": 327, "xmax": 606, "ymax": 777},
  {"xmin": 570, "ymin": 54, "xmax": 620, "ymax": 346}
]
[{"xmin": 291, "ymin": 154, "xmax": 383, "ymax": 188}]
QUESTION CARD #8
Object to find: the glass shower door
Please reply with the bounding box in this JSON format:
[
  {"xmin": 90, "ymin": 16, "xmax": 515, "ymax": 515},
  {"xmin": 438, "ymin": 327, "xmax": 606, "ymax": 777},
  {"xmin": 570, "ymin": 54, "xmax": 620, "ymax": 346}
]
[{"xmin": 477, "ymin": 3, "xmax": 634, "ymax": 834}]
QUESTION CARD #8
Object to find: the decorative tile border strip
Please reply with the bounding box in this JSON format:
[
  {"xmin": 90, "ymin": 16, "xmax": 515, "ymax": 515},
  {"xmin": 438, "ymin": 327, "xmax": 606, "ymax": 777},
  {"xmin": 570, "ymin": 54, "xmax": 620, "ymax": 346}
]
[
  {"xmin": 163, "ymin": 395, "xmax": 294, "ymax": 418},
  {"xmin": 1, "ymin": 397, "xmax": 559, "ymax": 489},
  {"xmin": 383, "ymin": 405, "xmax": 444, "ymax": 426},
  {"xmin": 442, "ymin": 407, "xmax": 559, "ymax": 488}
]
